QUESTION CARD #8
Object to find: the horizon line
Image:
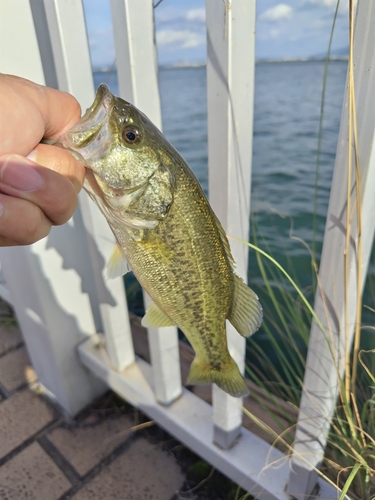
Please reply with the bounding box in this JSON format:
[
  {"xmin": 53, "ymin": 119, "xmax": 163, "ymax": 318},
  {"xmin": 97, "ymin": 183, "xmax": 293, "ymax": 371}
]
[{"xmin": 92, "ymin": 55, "xmax": 349, "ymax": 72}]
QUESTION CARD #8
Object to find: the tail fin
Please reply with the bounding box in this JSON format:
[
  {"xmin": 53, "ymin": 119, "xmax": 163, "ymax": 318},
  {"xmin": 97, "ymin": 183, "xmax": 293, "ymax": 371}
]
[{"xmin": 186, "ymin": 356, "xmax": 249, "ymax": 398}]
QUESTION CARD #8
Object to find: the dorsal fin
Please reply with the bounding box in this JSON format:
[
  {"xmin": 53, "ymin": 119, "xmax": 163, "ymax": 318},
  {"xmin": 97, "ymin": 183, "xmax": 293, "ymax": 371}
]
[{"xmin": 211, "ymin": 211, "xmax": 235, "ymax": 270}]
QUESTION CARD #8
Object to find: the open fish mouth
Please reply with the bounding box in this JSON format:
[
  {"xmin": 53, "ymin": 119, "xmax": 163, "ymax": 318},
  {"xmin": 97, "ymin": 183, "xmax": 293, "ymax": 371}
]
[
  {"xmin": 59, "ymin": 84, "xmax": 114, "ymax": 162},
  {"xmin": 56, "ymin": 84, "xmax": 157, "ymax": 202}
]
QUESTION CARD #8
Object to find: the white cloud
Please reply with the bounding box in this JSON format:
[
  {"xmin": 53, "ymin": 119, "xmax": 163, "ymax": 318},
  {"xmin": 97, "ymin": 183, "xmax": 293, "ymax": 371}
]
[
  {"xmin": 300, "ymin": 0, "xmax": 356, "ymax": 17},
  {"xmin": 259, "ymin": 4, "xmax": 294, "ymax": 23},
  {"xmin": 302, "ymin": 0, "xmax": 338, "ymax": 6},
  {"xmin": 301, "ymin": 0, "xmax": 356, "ymax": 10},
  {"xmin": 186, "ymin": 8, "xmax": 206, "ymax": 22},
  {"xmin": 269, "ymin": 28, "xmax": 281, "ymax": 38},
  {"xmin": 156, "ymin": 30, "xmax": 205, "ymax": 49},
  {"xmin": 155, "ymin": 7, "xmax": 206, "ymax": 24}
]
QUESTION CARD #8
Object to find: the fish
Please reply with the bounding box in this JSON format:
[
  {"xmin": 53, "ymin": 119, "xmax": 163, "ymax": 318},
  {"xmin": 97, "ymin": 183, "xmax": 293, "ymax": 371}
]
[{"xmin": 57, "ymin": 84, "xmax": 262, "ymax": 398}]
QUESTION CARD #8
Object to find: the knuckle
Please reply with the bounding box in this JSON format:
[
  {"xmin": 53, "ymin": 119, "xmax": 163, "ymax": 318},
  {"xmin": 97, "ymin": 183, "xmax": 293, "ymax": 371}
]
[
  {"xmin": 0, "ymin": 196, "xmax": 51, "ymax": 246},
  {"xmin": 18, "ymin": 209, "xmax": 50, "ymax": 245},
  {"xmin": 33, "ymin": 169, "xmax": 78, "ymax": 225},
  {"xmin": 49, "ymin": 187, "xmax": 78, "ymax": 225}
]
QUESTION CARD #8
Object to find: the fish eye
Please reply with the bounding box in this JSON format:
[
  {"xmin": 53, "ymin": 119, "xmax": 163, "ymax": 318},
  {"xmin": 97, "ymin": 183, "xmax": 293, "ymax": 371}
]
[{"xmin": 122, "ymin": 127, "xmax": 142, "ymax": 145}]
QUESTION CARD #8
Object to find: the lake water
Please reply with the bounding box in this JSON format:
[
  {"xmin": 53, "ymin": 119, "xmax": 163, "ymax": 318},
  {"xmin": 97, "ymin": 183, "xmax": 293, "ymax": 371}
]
[
  {"xmin": 93, "ymin": 62, "xmax": 374, "ymax": 383},
  {"xmin": 94, "ymin": 60, "xmax": 347, "ymax": 276}
]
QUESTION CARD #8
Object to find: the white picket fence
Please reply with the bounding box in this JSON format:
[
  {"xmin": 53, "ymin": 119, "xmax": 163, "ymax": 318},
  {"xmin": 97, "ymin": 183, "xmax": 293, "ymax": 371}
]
[{"xmin": 1, "ymin": 1, "xmax": 374, "ymax": 498}]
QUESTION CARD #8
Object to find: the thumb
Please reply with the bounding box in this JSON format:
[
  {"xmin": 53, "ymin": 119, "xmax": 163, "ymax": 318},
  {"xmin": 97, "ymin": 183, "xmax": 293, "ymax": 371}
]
[{"xmin": 28, "ymin": 143, "xmax": 85, "ymax": 193}]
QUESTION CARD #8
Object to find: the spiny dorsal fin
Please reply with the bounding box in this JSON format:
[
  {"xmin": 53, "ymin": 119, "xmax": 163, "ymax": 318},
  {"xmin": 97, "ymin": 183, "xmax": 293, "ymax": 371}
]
[
  {"xmin": 228, "ymin": 273, "xmax": 263, "ymax": 337},
  {"xmin": 106, "ymin": 243, "xmax": 131, "ymax": 279},
  {"xmin": 141, "ymin": 302, "xmax": 175, "ymax": 328}
]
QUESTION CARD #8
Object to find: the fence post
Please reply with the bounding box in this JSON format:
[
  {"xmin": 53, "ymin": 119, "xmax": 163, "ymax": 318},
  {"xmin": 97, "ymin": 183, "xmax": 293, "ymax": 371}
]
[
  {"xmin": 288, "ymin": 1, "xmax": 375, "ymax": 497},
  {"xmin": 0, "ymin": 0, "xmax": 109, "ymax": 415},
  {"xmin": 109, "ymin": 0, "xmax": 182, "ymax": 404},
  {"xmin": 40, "ymin": 0, "xmax": 136, "ymax": 372},
  {"xmin": 206, "ymin": 0, "xmax": 256, "ymax": 448}
]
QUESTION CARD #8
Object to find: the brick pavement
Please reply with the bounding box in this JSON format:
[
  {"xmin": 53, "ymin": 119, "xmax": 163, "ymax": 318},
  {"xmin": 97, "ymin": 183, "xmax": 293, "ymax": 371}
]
[
  {"xmin": 0, "ymin": 310, "xmax": 295, "ymax": 500},
  {"xmin": 0, "ymin": 324, "xmax": 185, "ymax": 500}
]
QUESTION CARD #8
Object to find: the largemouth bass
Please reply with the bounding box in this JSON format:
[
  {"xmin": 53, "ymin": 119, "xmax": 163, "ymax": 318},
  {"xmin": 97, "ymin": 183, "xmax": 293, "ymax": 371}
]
[{"xmin": 58, "ymin": 84, "xmax": 262, "ymax": 397}]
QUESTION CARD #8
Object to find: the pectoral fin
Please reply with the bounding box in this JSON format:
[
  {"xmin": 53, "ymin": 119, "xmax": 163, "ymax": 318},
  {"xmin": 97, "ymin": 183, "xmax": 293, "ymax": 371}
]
[
  {"xmin": 136, "ymin": 232, "xmax": 175, "ymax": 263},
  {"xmin": 106, "ymin": 243, "xmax": 131, "ymax": 279},
  {"xmin": 228, "ymin": 274, "xmax": 263, "ymax": 337},
  {"xmin": 141, "ymin": 302, "xmax": 175, "ymax": 328}
]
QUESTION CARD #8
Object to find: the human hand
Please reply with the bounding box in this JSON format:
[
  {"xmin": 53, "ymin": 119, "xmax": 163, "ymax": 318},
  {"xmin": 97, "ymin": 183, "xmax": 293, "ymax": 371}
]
[{"xmin": 0, "ymin": 74, "xmax": 84, "ymax": 246}]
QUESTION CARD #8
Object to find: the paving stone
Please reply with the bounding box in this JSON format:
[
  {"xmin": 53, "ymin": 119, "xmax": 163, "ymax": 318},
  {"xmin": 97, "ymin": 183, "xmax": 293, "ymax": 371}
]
[
  {"xmin": 0, "ymin": 346, "xmax": 36, "ymax": 392},
  {"xmin": 0, "ymin": 390, "xmax": 55, "ymax": 460},
  {"xmin": 0, "ymin": 442, "xmax": 71, "ymax": 500},
  {"xmin": 48, "ymin": 413, "xmax": 135, "ymax": 476},
  {"xmin": 0, "ymin": 327, "xmax": 22, "ymax": 356},
  {"xmin": 72, "ymin": 437, "xmax": 185, "ymax": 500}
]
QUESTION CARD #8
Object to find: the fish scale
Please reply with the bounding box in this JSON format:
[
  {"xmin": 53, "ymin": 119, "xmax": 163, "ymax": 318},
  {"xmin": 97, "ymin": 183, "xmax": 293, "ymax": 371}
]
[{"xmin": 57, "ymin": 83, "xmax": 262, "ymax": 398}]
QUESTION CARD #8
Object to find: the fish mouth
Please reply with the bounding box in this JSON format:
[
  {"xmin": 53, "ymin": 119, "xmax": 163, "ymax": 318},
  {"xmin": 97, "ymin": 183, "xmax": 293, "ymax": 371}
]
[
  {"xmin": 59, "ymin": 84, "xmax": 155, "ymax": 200},
  {"xmin": 59, "ymin": 84, "xmax": 114, "ymax": 162}
]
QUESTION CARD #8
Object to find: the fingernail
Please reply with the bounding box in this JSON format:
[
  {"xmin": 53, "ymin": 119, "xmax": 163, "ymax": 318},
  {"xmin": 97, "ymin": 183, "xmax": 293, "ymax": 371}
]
[
  {"xmin": 0, "ymin": 155, "xmax": 43, "ymax": 192},
  {"xmin": 26, "ymin": 148, "xmax": 37, "ymax": 162}
]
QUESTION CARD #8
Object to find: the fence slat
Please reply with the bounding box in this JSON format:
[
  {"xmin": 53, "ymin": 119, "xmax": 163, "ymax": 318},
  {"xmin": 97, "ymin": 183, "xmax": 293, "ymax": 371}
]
[
  {"xmin": 0, "ymin": 1, "xmax": 45, "ymax": 84},
  {"xmin": 110, "ymin": 0, "xmax": 161, "ymax": 126},
  {"xmin": 288, "ymin": 1, "xmax": 375, "ymax": 497},
  {"xmin": 206, "ymin": 0, "xmax": 256, "ymax": 448},
  {"xmin": 42, "ymin": 0, "xmax": 94, "ymax": 108},
  {"xmin": 109, "ymin": 0, "xmax": 182, "ymax": 404},
  {"xmin": 41, "ymin": 0, "xmax": 135, "ymax": 372},
  {"xmin": 29, "ymin": 0, "xmax": 59, "ymax": 89}
]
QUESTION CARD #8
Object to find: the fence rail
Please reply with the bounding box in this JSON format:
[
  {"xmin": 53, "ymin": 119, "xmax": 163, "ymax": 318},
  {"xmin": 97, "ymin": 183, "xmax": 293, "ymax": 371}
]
[{"xmin": 1, "ymin": 0, "xmax": 373, "ymax": 498}]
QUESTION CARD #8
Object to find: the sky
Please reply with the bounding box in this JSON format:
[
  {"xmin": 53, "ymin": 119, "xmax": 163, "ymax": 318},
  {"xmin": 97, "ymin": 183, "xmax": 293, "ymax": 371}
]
[{"xmin": 82, "ymin": 0, "xmax": 351, "ymax": 69}]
